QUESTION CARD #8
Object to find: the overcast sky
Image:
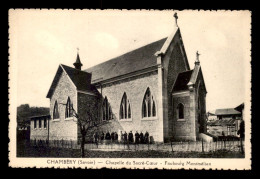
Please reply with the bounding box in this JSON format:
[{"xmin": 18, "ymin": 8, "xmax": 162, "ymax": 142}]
[{"xmin": 9, "ymin": 10, "xmax": 251, "ymax": 111}]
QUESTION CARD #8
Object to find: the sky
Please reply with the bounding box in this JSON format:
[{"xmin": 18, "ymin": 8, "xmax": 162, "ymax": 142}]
[{"xmin": 9, "ymin": 10, "xmax": 251, "ymax": 111}]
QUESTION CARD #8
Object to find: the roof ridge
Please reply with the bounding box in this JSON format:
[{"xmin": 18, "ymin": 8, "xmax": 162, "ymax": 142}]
[
  {"xmin": 84, "ymin": 37, "xmax": 167, "ymax": 71},
  {"xmin": 61, "ymin": 64, "xmax": 90, "ymax": 74}
]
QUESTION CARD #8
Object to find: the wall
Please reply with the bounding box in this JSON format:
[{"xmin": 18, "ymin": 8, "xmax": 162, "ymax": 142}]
[
  {"xmin": 95, "ymin": 71, "xmax": 163, "ymax": 142},
  {"xmin": 30, "ymin": 118, "xmax": 48, "ymax": 140},
  {"xmin": 172, "ymin": 93, "xmax": 196, "ymax": 141},
  {"xmin": 49, "ymin": 71, "xmax": 78, "ymax": 140},
  {"xmin": 207, "ymin": 125, "xmax": 236, "ymax": 136},
  {"xmin": 161, "ymin": 30, "xmax": 190, "ymax": 141},
  {"xmin": 194, "ymin": 70, "xmax": 207, "ymax": 138}
]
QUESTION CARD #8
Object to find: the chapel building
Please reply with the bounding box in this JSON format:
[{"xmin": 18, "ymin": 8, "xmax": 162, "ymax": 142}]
[{"xmin": 30, "ymin": 14, "xmax": 207, "ymax": 142}]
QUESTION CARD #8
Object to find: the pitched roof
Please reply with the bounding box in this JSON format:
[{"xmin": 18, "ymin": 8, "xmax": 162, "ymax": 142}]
[
  {"xmin": 84, "ymin": 37, "xmax": 168, "ymax": 83},
  {"xmin": 61, "ymin": 64, "xmax": 92, "ymax": 91},
  {"xmin": 207, "ymin": 118, "xmax": 237, "ymax": 126},
  {"xmin": 235, "ymin": 103, "xmax": 244, "ymax": 112},
  {"xmin": 188, "ymin": 64, "xmax": 200, "ymax": 85},
  {"xmin": 172, "ymin": 70, "xmax": 193, "ymax": 92},
  {"xmin": 46, "ymin": 64, "xmax": 93, "ymax": 98},
  {"xmin": 215, "ymin": 108, "xmax": 241, "ymax": 116}
]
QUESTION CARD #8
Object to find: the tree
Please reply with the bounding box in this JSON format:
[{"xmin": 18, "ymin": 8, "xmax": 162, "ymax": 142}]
[{"xmin": 60, "ymin": 103, "xmax": 108, "ymax": 158}]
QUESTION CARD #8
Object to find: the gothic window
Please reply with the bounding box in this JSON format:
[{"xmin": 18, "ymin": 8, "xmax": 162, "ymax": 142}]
[
  {"xmin": 128, "ymin": 102, "xmax": 131, "ymax": 118},
  {"xmin": 177, "ymin": 103, "xmax": 184, "ymax": 119},
  {"xmin": 152, "ymin": 98, "xmax": 156, "ymax": 117},
  {"xmin": 142, "ymin": 87, "xmax": 156, "ymax": 118},
  {"xmin": 53, "ymin": 100, "xmax": 59, "ymax": 119},
  {"xmin": 103, "ymin": 97, "xmax": 112, "ymax": 121},
  {"xmin": 120, "ymin": 93, "xmax": 131, "ymax": 119},
  {"xmin": 65, "ymin": 97, "xmax": 73, "ymax": 118}
]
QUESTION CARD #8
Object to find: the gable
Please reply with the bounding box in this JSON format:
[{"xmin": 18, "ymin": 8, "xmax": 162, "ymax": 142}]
[
  {"xmin": 84, "ymin": 38, "xmax": 167, "ymax": 84},
  {"xmin": 61, "ymin": 64, "xmax": 93, "ymax": 91},
  {"xmin": 157, "ymin": 28, "xmax": 190, "ymax": 71},
  {"xmin": 46, "ymin": 64, "xmax": 93, "ymax": 98},
  {"xmin": 194, "ymin": 67, "xmax": 207, "ymax": 93},
  {"xmin": 46, "ymin": 66, "xmax": 64, "ymax": 98}
]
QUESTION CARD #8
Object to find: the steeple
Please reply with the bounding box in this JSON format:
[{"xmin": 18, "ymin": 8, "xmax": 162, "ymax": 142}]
[
  {"xmin": 73, "ymin": 48, "xmax": 83, "ymax": 70},
  {"xmin": 195, "ymin": 51, "xmax": 200, "ymax": 65}
]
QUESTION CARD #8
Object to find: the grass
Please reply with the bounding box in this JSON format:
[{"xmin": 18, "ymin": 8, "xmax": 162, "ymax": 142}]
[{"xmin": 17, "ymin": 144, "xmax": 244, "ymax": 158}]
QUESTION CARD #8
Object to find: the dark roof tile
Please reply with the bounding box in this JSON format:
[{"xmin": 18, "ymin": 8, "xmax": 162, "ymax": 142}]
[
  {"xmin": 215, "ymin": 108, "xmax": 241, "ymax": 116},
  {"xmin": 172, "ymin": 70, "xmax": 193, "ymax": 92},
  {"xmin": 84, "ymin": 37, "xmax": 167, "ymax": 83},
  {"xmin": 61, "ymin": 64, "xmax": 92, "ymax": 91},
  {"xmin": 47, "ymin": 64, "xmax": 94, "ymax": 98}
]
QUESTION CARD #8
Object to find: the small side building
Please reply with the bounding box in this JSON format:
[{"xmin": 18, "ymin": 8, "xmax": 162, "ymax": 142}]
[
  {"xmin": 30, "ymin": 115, "xmax": 51, "ymax": 141},
  {"xmin": 207, "ymin": 108, "xmax": 241, "ymax": 137}
]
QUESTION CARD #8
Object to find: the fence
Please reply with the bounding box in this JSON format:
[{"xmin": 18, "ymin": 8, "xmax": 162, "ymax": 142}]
[{"xmin": 29, "ymin": 138, "xmax": 244, "ymax": 153}]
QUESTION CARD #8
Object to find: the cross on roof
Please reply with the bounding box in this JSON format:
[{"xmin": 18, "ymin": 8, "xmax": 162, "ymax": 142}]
[
  {"xmin": 196, "ymin": 51, "xmax": 200, "ymax": 61},
  {"xmin": 77, "ymin": 47, "xmax": 79, "ymax": 53},
  {"xmin": 174, "ymin": 12, "xmax": 178, "ymax": 27}
]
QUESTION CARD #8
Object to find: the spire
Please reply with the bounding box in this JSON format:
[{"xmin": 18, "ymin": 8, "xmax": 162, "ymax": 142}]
[
  {"xmin": 73, "ymin": 48, "xmax": 83, "ymax": 70},
  {"xmin": 174, "ymin": 12, "xmax": 178, "ymax": 27},
  {"xmin": 195, "ymin": 51, "xmax": 200, "ymax": 65}
]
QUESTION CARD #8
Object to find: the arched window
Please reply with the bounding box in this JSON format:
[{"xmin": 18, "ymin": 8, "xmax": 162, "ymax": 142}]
[
  {"xmin": 103, "ymin": 97, "xmax": 112, "ymax": 121},
  {"xmin": 65, "ymin": 97, "xmax": 73, "ymax": 118},
  {"xmin": 53, "ymin": 100, "xmax": 59, "ymax": 119},
  {"xmin": 152, "ymin": 97, "xmax": 156, "ymax": 117},
  {"xmin": 142, "ymin": 87, "xmax": 156, "ymax": 118},
  {"xmin": 177, "ymin": 103, "xmax": 184, "ymax": 119},
  {"xmin": 120, "ymin": 93, "xmax": 131, "ymax": 119},
  {"xmin": 128, "ymin": 101, "xmax": 131, "ymax": 118}
]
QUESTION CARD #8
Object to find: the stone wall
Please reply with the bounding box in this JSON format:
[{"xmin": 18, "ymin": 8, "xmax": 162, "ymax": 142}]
[
  {"xmin": 95, "ymin": 71, "xmax": 163, "ymax": 142},
  {"xmin": 172, "ymin": 93, "xmax": 196, "ymax": 141},
  {"xmin": 194, "ymin": 70, "xmax": 207, "ymax": 137},
  {"xmin": 48, "ymin": 71, "xmax": 78, "ymax": 140},
  {"xmin": 167, "ymin": 44, "xmax": 189, "ymax": 139},
  {"xmin": 160, "ymin": 30, "xmax": 190, "ymax": 141}
]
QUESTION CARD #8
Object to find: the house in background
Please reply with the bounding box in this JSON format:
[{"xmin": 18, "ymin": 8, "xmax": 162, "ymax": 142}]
[
  {"xmin": 30, "ymin": 115, "xmax": 51, "ymax": 141},
  {"xmin": 207, "ymin": 107, "xmax": 242, "ymax": 137},
  {"xmin": 207, "ymin": 111, "xmax": 217, "ymax": 122},
  {"xmin": 235, "ymin": 103, "xmax": 244, "ymax": 120}
]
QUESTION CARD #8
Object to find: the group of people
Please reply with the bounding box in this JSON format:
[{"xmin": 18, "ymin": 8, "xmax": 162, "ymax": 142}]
[{"xmin": 93, "ymin": 131, "xmax": 150, "ymax": 144}]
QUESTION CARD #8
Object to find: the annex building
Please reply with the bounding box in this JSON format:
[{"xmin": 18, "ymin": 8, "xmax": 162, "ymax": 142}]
[{"xmin": 30, "ymin": 14, "xmax": 207, "ymax": 142}]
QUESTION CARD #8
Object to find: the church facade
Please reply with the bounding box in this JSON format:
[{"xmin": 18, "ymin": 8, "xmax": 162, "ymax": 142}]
[{"xmin": 30, "ymin": 15, "xmax": 207, "ymax": 142}]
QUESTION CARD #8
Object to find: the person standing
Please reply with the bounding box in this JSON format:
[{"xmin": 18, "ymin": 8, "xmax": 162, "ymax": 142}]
[
  {"xmin": 94, "ymin": 131, "xmax": 99, "ymax": 147},
  {"xmin": 124, "ymin": 131, "xmax": 128, "ymax": 144},
  {"xmin": 101, "ymin": 131, "xmax": 104, "ymax": 140},
  {"xmin": 120, "ymin": 131, "xmax": 124, "ymax": 143},
  {"xmin": 140, "ymin": 131, "xmax": 144, "ymax": 144},
  {"xmin": 135, "ymin": 131, "xmax": 140, "ymax": 144},
  {"xmin": 145, "ymin": 131, "xmax": 149, "ymax": 144},
  {"xmin": 129, "ymin": 131, "xmax": 134, "ymax": 143},
  {"xmin": 111, "ymin": 131, "xmax": 115, "ymax": 142},
  {"xmin": 114, "ymin": 132, "xmax": 118, "ymax": 143}
]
